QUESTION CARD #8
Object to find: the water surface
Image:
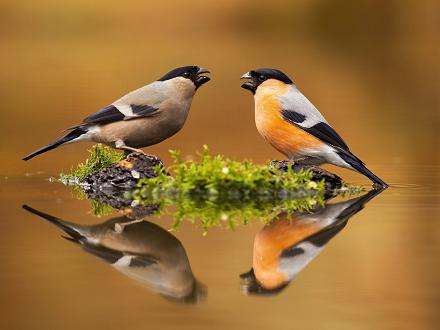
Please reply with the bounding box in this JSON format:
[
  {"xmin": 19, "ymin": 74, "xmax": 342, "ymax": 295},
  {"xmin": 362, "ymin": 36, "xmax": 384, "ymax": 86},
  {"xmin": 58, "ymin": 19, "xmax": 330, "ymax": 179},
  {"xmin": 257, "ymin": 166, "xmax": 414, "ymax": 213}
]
[{"xmin": 1, "ymin": 168, "xmax": 438, "ymax": 330}]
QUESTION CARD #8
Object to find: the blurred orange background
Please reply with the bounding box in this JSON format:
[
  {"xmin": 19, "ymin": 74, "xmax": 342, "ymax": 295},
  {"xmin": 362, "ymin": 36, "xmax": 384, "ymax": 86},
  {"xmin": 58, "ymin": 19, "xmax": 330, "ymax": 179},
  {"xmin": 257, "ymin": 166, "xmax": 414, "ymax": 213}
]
[{"xmin": 0, "ymin": 0, "xmax": 438, "ymax": 184}]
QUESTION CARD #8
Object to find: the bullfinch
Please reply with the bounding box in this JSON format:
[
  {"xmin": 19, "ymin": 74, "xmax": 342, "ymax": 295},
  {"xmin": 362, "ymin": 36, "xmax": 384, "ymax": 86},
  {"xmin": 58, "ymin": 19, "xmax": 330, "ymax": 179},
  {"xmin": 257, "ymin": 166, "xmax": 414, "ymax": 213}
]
[
  {"xmin": 241, "ymin": 68, "xmax": 388, "ymax": 188},
  {"xmin": 240, "ymin": 188, "xmax": 383, "ymax": 295},
  {"xmin": 23, "ymin": 66, "xmax": 210, "ymax": 161},
  {"xmin": 22, "ymin": 205, "xmax": 206, "ymax": 304}
]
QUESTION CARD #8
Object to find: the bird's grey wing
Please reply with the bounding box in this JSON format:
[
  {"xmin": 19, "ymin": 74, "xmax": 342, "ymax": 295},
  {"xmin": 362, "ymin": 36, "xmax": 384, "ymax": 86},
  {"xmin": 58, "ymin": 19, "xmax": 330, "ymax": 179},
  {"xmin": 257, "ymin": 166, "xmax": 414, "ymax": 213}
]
[
  {"xmin": 66, "ymin": 104, "xmax": 159, "ymax": 129},
  {"xmin": 278, "ymin": 87, "xmax": 350, "ymax": 151},
  {"xmin": 66, "ymin": 83, "xmax": 166, "ymax": 130}
]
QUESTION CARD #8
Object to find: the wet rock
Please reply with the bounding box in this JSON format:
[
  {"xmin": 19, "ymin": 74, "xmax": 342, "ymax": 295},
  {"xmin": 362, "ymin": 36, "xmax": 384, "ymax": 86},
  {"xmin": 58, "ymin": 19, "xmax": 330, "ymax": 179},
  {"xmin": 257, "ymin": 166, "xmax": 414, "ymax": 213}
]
[
  {"xmin": 81, "ymin": 153, "xmax": 165, "ymax": 212},
  {"xmin": 124, "ymin": 204, "xmax": 160, "ymax": 219},
  {"xmin": 83, "ymin": 153, "xmax": 165, "ymax": 192},
  {"xmin": 270, "ymin": 160, "xmax": 343, "ymax": 193}
]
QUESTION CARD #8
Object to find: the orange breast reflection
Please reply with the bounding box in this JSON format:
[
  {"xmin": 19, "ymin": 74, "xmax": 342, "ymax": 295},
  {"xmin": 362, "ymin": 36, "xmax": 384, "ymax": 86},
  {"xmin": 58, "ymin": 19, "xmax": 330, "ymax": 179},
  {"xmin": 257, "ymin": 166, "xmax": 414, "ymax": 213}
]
[{"xmin": 252, "ymin": 213, "xmax": 323, "ymax": 289}]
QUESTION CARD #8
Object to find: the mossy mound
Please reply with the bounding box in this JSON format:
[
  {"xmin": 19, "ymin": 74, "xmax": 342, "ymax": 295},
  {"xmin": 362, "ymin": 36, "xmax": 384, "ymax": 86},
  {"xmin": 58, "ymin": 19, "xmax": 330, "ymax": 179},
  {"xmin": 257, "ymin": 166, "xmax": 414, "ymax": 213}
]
[
  {"xmin": 59, "ymin": 145, "xmax": 362, "ymax": 227},
  {"xmin": 60, "ymin": 144, "xmax": 348, "ymax": 200}
]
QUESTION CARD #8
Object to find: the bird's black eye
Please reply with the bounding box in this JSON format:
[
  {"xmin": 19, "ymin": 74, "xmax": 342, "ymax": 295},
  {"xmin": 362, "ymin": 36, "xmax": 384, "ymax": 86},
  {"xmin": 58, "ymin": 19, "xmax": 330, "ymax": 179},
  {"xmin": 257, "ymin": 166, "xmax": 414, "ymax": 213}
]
[
  {"xmin": 183, "ymin": 72, "xmax": 191, "ymax": 78},
  {"xmin": 259, "ymin": 75, "xmax": 266, "ymax": 81}
]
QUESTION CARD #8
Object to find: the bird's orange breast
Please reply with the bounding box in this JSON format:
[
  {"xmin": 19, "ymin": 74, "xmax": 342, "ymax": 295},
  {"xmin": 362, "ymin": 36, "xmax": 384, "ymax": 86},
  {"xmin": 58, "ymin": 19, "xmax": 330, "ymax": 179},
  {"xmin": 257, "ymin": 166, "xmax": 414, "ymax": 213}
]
[
  {"xmin": 252, "ymin": 213, "xmax": 323, "ymax": 289},
  {"xmin": 254, "ymin": 80, "xmax": 323, "ymax": 158}
]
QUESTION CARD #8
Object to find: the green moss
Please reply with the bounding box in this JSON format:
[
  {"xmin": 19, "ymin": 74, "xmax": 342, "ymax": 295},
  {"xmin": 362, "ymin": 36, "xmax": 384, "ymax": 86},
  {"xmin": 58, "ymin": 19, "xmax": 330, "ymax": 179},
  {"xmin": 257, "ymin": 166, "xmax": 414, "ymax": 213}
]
[
  {"xmin": 134, "ymin": 145, "xmax": 324, "ymax": 198},
  {"xmin": 60, "ymin": 144, "xmax": 362, "ymax": 232},
  {"xmin": 88, "ymin": 200, "xmax": 116, "ymax": 217},
  {"xmin": 60, "ymin": 144, "xmax": 124, "ymax": 183},
  {"xmin": 151, "ymin": 194, "xmax": 324, "ymax": 235},
  {"xmin": 338, "ymin": 182, "xmax": 365, "ymax": 196},
  {"xmin": 127, "ymin": 145, "xmax": 331, "ymax": 233}
]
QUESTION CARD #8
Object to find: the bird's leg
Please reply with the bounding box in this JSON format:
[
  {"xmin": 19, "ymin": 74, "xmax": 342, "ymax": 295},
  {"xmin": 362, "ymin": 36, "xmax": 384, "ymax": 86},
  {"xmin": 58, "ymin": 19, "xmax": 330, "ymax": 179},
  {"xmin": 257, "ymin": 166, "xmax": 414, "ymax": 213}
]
[
  {"xmin": 115, "ymin": 140, "xmax": 146, "ymax": 155},
  {"xmin": 114, "ymin": 219, "xmax": 144, "ymax": 233}
]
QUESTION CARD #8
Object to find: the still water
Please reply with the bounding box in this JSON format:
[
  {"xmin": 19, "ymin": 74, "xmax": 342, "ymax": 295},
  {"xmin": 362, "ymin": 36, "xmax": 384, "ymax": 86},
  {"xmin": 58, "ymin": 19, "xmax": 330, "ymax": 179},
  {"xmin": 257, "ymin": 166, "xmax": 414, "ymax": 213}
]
[{"xmin": 1, "ymin": 166, "xmax": 438, "ymax": 330}]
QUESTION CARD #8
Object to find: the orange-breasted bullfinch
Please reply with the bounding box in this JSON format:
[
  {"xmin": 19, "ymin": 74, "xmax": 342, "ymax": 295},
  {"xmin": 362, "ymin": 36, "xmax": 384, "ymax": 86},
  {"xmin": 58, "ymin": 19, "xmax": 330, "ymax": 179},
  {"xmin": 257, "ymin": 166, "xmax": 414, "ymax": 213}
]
[
  {"xmin": 22, "ymin": 205, "xmax": 206, "ymax": 304},
  {"xmin": 23, "ymin": 66, "xmax": 211, "ymax": 161},
  {"xmin": 241, "ymin": 68, "xmax": 388, "ymax": 188},
  {"xmin": 240, "ymin": 188, "xmax": 383, "ymax": 295}
]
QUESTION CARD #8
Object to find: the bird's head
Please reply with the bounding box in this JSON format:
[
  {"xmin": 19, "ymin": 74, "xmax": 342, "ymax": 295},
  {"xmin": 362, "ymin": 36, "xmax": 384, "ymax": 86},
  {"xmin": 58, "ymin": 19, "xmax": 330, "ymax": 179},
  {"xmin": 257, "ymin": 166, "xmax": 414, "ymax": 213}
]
[
  {"xmin": 240, "ymin": 68, "xmax": 293, "ymax": 94},
  {"xmin": 159, "ymin": 66, "xmax": 211, "ymax": 90}
]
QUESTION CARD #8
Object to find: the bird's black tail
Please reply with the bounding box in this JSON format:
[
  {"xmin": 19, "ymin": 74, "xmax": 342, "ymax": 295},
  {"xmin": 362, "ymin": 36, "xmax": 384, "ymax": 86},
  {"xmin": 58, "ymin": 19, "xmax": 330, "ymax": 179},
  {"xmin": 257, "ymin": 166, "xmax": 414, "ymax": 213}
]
[
  {"xmin": 338, "ymin": 152, "xmax": 388, "ymax": 188},
  {"xmin": 22, "ymin": 205, "xmax": 84, "ymax": 241},
  {"xmin": 334, "ymin": 188, "xmax": 384, "ymax": 221},
  {"xmin": 22, "ymin": 128, "xmax": 86, "ymax": 161}
]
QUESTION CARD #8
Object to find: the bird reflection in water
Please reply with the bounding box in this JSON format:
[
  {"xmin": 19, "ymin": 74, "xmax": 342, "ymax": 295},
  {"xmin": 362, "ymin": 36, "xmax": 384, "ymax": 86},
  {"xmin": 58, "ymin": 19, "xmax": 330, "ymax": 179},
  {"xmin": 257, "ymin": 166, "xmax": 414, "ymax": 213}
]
[
  {"xmin": 240, "ymin": 189, "xmax": 384, "ymax": 296},
  {"xmin": 22, "ymin": 205, "xmax": 206, "ymax": 304}
]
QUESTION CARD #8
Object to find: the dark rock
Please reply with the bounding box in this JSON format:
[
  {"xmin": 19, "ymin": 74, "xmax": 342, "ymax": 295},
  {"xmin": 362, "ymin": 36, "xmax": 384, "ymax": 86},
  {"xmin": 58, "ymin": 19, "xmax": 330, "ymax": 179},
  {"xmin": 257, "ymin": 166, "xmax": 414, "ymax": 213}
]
[
  {"xmin": 83, "ymin": 153, "xmax": 165, "ymax": 192},
  {"xmin": 125, "ymin": 204, "xmax": 160, "ymax": 219},
  {"xmin": 270, "ymin": 160, "xmax": 343, "ymax": 195},
  {"xmin": 81, "ymin": 153, "xmax": 165, "ymax": 212}
]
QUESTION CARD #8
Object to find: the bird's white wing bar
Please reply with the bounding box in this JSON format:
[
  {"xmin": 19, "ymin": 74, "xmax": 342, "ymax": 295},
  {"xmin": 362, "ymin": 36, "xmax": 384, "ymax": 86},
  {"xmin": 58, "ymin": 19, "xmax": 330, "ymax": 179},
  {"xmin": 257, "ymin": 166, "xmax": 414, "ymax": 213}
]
[
  {"xmin": 113, "ymin": 103, "xmax": 159, "ymax": 120},
  {"xmin": 113, "ymin": 104, "xmax": 134, "ymax": 117},
  {"xmin": 112, "ymin": 254, "xmax": 158, "ymax": 268},
  {"xmin": 73, "ymin": 81, "xmax": 166, "ymax": 128},
  {"xmin": 112, "ymin": 255, "xmax": 134, "ymax": 267},
  {"xmin": 76, "ymin": 103, "xmax": 159, "ymax": 128}
]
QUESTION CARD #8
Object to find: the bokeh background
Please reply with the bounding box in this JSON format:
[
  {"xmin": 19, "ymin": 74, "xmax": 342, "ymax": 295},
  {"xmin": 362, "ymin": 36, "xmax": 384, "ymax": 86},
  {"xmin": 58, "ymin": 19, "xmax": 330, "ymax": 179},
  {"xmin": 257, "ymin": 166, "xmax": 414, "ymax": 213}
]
[
  {"xmin": 1, "ymin": 0, "xmax": 438, "ymax": 181},
  {"xmin": 1, "ymin": 1, "xmax": 439, "ymax": 329}
]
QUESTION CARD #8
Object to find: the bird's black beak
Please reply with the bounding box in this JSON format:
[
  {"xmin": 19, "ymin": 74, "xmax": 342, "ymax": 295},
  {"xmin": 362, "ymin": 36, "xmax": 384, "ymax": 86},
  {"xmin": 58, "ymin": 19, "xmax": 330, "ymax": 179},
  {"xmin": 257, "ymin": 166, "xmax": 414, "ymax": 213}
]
[
  {"xmin": 239, "ymin": 268, "xmax": 288, "ymax": 296},
  {"xmin": 240, "ymin": 71, "xmax": 257, "ymax": 94},
  {"xmin": 194, "ymin": 67, "xmax": 211, "ymax": 89}
]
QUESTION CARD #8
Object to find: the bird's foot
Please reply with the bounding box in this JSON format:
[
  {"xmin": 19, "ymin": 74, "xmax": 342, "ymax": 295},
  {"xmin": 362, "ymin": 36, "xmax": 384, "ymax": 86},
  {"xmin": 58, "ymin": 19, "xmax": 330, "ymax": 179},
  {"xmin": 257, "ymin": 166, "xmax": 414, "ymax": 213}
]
[
  {"xmin": 115, "ymin": 140, "xmax": 145, "ymax": 156},
  {"xmin": 114, "ymin": 219, "xmax": 144, "ymax": 233},
  {"xmin": 123, "ymin": 148, "xmax": 146, "ymax": 157}
]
